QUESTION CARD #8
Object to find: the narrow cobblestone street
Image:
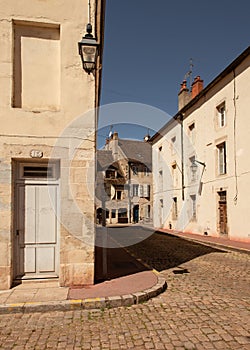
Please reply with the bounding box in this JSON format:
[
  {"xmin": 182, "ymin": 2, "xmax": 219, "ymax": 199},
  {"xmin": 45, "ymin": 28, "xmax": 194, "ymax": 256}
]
[{"xmin": 0, "ymin": 230, "xmax": 249, "ymax": 350}]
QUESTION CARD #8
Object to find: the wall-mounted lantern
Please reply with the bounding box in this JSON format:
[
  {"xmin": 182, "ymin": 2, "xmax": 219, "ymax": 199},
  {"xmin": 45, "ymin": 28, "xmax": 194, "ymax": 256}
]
[{"xmin": 78, "ymin": 23, "xmax": 99, "ymax": 74}]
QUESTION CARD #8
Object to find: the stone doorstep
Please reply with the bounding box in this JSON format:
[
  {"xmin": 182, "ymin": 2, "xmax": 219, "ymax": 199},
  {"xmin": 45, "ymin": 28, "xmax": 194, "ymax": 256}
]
[{"xmin": 0, "ymin": 273, "xmax": 167, "ymax": 314}]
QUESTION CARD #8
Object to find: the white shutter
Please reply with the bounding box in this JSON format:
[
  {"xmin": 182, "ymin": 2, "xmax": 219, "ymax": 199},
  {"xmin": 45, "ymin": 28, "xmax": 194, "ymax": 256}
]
[
  {"xmin": 139, "ymin": 185, "xmax": 143, "ymax": 197},
  {"xmin": 142, "ymin": 184, "xmax": 150, "ymax": 197},
  {"xmin": 130, "ymin": 184, "xmax": 133, "ymax": 197}
]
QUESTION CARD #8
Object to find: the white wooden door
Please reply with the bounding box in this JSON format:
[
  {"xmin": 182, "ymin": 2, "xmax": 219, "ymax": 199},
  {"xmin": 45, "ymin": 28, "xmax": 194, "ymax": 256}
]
[{"xmin": 15, "ymin": 184, "xmax": 59, "ymax": 278}]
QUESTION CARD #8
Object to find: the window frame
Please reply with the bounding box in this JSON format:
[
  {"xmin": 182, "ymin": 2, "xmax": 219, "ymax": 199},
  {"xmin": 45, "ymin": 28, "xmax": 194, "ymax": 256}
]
[
  {"xmin": 170, "ymin": 136, "xmax": 176, "ymax": 155},
  {"xmin": 172, "ymin": 197, "xmax": 178, "ymax": 220},
  {"xmin": 217, "ymin": 103, "xmax": 226, "ymax": 128},
  {"xmin": 217, "ymin": 141, "xmax": 227, "ymax": 175},
  {"xmin": 188, "ymin": 122, "xmax": 195, "ymax": 143}
]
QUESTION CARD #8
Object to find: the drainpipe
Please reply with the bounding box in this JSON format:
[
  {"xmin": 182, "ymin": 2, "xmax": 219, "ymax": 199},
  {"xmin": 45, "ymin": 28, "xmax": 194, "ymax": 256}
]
[
  {"xmin": 128, "ymin": 161, "xmax": 131, "ymax": 223},
  {"xmin": 176, "ymin": 113, "xmax": 185, "ymax": 200}
]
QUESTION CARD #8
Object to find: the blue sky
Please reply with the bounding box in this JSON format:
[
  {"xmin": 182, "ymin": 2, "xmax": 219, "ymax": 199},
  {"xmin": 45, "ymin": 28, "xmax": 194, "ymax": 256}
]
[{"xmin": 98, "ymin": 0, "xmax": 250, "ymax": 146}]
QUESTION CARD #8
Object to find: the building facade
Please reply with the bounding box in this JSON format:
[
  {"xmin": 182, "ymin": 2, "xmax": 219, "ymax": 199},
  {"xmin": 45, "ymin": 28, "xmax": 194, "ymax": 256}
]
[
  {"xmin": 0, "ymin": 0, "xmax": 105, "ymax": 289},
  {"xmin": 96, "ymin": 132, "xmax": 152, "ymax": 225},
  {"xmin": 152, "ymin": 47, "xmax": 250, "ymax": 243}
]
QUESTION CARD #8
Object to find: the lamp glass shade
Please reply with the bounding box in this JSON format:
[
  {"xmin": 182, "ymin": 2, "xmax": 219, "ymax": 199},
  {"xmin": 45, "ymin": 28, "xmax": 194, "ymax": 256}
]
[
  {"xmin": 190, "ymin": 161, "xmax": 198, "ymax": 172},
  {"xmin": 78, "ymin": 36, "xmax": 98, "ymax": 73}
]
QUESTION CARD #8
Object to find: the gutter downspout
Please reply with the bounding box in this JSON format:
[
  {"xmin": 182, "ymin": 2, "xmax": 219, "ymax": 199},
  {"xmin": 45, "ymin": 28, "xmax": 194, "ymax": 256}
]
[{"xmin": 179, "ymin": 114, "xmax": 185, "ymax": 201}]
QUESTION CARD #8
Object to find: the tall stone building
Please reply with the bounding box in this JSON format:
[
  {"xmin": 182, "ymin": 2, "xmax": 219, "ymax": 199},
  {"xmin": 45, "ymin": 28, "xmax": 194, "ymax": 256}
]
[{"xmin": 0, "ymin": 0, "xmax": 105, "ymax": 289}]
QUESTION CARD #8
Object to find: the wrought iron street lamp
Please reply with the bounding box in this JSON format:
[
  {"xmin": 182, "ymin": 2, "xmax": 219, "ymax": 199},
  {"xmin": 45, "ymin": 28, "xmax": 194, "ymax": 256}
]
[{"xmin": 78, "ymin": 23, "xmax": 99, "ymax": 74}]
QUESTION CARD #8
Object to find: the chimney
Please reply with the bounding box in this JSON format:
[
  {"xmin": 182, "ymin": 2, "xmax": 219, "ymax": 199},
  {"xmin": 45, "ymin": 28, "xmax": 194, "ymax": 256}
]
[
  {"xmin": 113, "ymin": 131, "xmax": 118, "ymax": 140},
  {"xmin": 191, "ymin": 76, "xmax": 203, "ymax": 99},
  {"xmin": 110, "ymin": 131, "xmax": 119, "ymax": 160},
  {"xmin": 178, "ymin": 80, "xmax": 190, "ymax": 110}
]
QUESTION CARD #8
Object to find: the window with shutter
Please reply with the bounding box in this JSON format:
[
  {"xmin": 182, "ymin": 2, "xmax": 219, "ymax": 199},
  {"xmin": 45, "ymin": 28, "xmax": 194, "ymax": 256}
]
[{"xmin": 139, "ymin": 185, "xmax": 143, "ymax": 197}]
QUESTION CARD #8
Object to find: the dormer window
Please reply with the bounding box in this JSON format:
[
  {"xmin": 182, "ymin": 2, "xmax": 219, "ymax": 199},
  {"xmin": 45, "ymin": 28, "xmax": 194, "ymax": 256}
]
[{"xmin": 132, "ymin": 165, "xmax": 138, "ymax": 175}]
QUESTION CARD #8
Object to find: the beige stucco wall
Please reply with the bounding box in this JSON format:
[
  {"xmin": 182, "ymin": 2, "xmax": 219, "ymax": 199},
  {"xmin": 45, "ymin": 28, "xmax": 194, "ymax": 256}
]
[
  {"xmin": 0, "ymin": 0, "xmax": 103, "ymax": 289},
  {"xmin": 153, "ymin": 53, "xmax": 250, "ymax": 242}
]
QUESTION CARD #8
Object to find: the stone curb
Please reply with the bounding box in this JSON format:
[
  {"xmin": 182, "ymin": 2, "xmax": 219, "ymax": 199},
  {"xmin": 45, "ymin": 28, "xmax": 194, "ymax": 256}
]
[{"xmin": 0, "ymin": 273, "xmax": 167, "ymax": 314}]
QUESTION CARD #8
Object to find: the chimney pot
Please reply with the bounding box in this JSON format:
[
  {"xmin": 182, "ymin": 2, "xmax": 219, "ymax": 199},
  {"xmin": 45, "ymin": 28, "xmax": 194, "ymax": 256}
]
[
  {"xmin": 179, "ymin": 79, "xmax": 188, "ymax": 92},
  {"xmin": 113, "ymin": 131, "xmax": 118, "ymax": 140},
  {"xmin": 191, "ymin": 76, "xmax": 203, "ymax": 99}
]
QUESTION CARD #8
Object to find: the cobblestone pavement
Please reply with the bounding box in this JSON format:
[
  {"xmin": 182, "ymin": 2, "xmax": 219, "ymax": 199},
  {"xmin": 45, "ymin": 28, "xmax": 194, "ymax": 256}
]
[{"xmin": 0, "ymin": 231, "xmax": 250, "ymax": 349}]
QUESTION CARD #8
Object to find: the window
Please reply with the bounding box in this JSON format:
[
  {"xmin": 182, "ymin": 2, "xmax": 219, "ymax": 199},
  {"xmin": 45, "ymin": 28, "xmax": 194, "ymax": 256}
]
[
  {"xmin": 118, "ymin": 208, "xmax": 127, "ymax": 218},
  {"xmin": 111, "ymin": 209, "xmax": 116, "ymax": 219},
  {"xmin": 144, "ymin": 166, "xmax": 149, "ymax": 176},
  {"xmin": 132, "ymin": 165, "xmax": 138, "ymax": 175},
  {"xmin": 143, "ymin": 184, "xmax": 150, "ymax": 198},
  {"xmin": 23, "ymin": 165, "xmax": 52, "ymax": 178},
  {"xmin": 190, "ymin": 195, "xmax": 197, "ymax": 220},
  {"xmin": 188, "ymin": 122, "xmax": 195, "ymax": 143},
  {"xmin": 172, "ymin": 163, "xmax": 178, "ymax": 187},
  {"xmin": 106, "ymin": 169, "xmax": 116, "ymax": 178},
  {"xmin": 139, "ymin": 185, "xmax": 144, "ymax": 197},
  {"xmin": 116, "ymin": 191, "xmax": 122, "ymax": 200},
  {"xmin": 158, "ymin": 146, "xmax": 163, "ymax": 164},
  {"xmin": 19, "ymin": 162, "xmax": 58, "ymax": 179},
  {"xmin": 217, "ymin": 103, "xmax": 226, "ymax": 127},
  {"xmin": 133, "ymin": 184, "xmax": 139, "ymax": 196},
  {"xmin": 171, "ymin": 136, "xmax": 176, "ymax": 155},
  {"xmin": 172, "ymin": 197, "xmax": 178, "ymax": 220},
  {"xmin": 159, "ymin": 170, "xmax": 163, "ymax": 192},
  {"xmin": 217, "ymin": 142, "xmax": 227, "ymax": 175}
]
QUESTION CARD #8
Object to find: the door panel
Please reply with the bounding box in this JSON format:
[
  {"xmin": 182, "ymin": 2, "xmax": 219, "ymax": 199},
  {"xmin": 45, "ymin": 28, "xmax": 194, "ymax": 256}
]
[
  {"xmin": 37, "ymin": 247, "xmax": 55, "ymax": 272},
  {"xmin": 25, "ymin": 185, "xmax": 36, "ymax": 244},
  {"xmin": 37, "ymin": 186, "xmax": 57, "ymax": 244},
  {"xmin": 218, "ymin": 191, "xmax": 228, "ymax": 235},
  {"xmin": 24, "ymin": 247, "xmax": 36, "ymax": 273}
]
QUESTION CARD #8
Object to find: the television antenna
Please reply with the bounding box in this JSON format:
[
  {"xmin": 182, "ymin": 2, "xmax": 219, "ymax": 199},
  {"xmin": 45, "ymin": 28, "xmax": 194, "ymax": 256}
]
[
  {"xmin": 184, "ymin": 58, "xmax": 194, "ymax": 90},
  {"xmin": 108, "ymin": 125, "xmax": 113, "ymax": 138}
]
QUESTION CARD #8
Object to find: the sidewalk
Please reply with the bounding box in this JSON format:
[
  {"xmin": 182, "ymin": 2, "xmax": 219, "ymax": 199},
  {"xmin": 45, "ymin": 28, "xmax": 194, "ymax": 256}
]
[
  {"xmin": 158, "ymin": 228, "xmax": 250, "ymax": 254},
  {"xmin": 0, "ymin": 242, "xmax": 167, "ymax": 314}
]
